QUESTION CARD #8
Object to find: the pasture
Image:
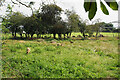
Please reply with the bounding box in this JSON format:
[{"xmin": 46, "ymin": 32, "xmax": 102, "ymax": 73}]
[{"xmin": 2, "ymin": 32, "xmax": 119, "ymax": 78}]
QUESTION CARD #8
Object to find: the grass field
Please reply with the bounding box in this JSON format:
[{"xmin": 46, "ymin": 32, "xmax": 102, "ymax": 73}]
[{"xmin": 2, "ymin": 32, "xmax": 119, "ymax": 78}]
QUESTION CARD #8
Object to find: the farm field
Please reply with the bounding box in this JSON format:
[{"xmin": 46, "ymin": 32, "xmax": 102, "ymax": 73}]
[{"xmin": 2, "ymin": 32, "xmax": 119, "ymax": 78}]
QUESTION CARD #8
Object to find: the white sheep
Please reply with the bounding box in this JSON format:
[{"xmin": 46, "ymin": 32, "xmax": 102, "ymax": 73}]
[{"xmin": 27, "ymin": 47, "xmax": 30, "ymax": 54}]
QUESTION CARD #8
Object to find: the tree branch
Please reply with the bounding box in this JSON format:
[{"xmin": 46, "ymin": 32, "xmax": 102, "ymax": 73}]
[
  {"xmin": 11, "ymin": 0, "xmax": 34, "ymax": 15},
  {"xmin": 11, "ymin": 0, "xmax": 18, "ymax": 5}
]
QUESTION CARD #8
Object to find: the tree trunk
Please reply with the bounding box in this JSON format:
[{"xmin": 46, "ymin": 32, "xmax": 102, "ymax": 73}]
[
  {"xmin": 20, "ymin": 33, "xmax": 22, "ymax": 38},
  {"xmin": 58, "ymin": 34, "xmax": 61, "ymax": 39},
  {"xmin": 39, "ymin": 34, "xmax": 41, "ymax": 38},
  {"xmin": 96, "ymin": 31, "xmax": 98, "ymax": 39},
  {"xmin": 69, "ymin": 32, "xmax": 71, "ymax": 37},
  {"xmin": 64, "ymin": 34, "xmax": 66, "ymax": 39},
  {"xmin": 37, "ymin": 34, "xmax": 39, "ymax": 38},
  {"xmin": 28, "ymin": 34, "xmax": 30, "ymax": 38},
  {"xmin": 31, "ymin": 34, "xmax": 34, "ymax": 39},
  {"xmin": 53, "ymin": 33, "xmax": 56, "ymax": 39},
  {"xmin": 67, "ymin": 33, "xmax": 68, "ymax": 38},
  {"xmin": 12, "ymin": 32, "xmax": 14, "ymax": 37},
  {"xmin": 14, "ymin": 31, "xmax": 17, "ymax": 38},
  {"xmin": 25, "ymin": 34, "xmax": 28, "ymax": 38},
  {"xmin": 83, "ymin": 32, "xmax": 85, "ymax": 39}
]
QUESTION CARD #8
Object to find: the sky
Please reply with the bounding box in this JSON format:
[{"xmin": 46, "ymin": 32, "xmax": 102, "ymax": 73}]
[{"xmin": 0, "ymin": 0, "xmax": 119, "ymax": 28}]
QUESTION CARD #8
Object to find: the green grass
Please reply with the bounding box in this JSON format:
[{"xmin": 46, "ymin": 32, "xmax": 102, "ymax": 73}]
[
  {"xmin": 71, "ymin": 32, "xmax": 118, "ymax": 37},
  {"xmin": 2, "ymin": 33, "xmax": 119, "ymax": 78}
]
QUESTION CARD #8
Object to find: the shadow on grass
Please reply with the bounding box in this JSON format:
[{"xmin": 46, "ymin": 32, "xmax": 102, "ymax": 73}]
[
  {"xmin": 3, "ymin": 36, "xmax": 115, "ymax": 41},
  {"xmin": 6, "ymin": 36, "xmax": 86, "ymax": 41}
]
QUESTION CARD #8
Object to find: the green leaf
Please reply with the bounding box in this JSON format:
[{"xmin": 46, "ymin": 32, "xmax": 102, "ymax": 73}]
[
  {"xmin": 88, "ymin": 2, "xmax": 97, "ymax": 20},
  {"xmin": 84, "ymin": 2, "xmax": 91, "ymax": 12},
  {"xmin": 100, "ymin": 1, "xmax": 109, "ymax": 15},
  {"xmin": 109, "ymin": 2, "xmax": 118, "ymax": 10},
  {"xmin": 104, "ymin": 0, "xmax": 118, "ymax": 10}
]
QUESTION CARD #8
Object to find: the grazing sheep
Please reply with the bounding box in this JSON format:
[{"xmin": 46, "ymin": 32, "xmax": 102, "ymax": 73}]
[
  {"xmin": 99, "ymin": 34, "xmax": 104, "ymax": 37},
  {"xmin": 50, "ymin": 41, "xmax": 56, "ymax": 44},
  {"xmin": 85, "ymin": 35, "xmax": 88, "ymax": 37},
  {"xmin": 72, "ymin": 36, "xmax": 76, "ymax": 37},
  {"xmin": 70, "ymin": 41, "xmax": 73, "ymax": 43},
  {"xmin": 44, "ymin": 36, "xmax": 47, "ymax": 39},
  {"xmin": 72, "ymin": 36, "xmax": 75, "ymax": 37},
  {"xmin": 117, "ymin": 37, "xmax": 119, "ymax": 39},
  {"xmin": 57, "ymin": 43, "xmax": 63, "ymax": 46},
  {"xmin": 92, "ymin": 35, "xmax": 95, "ymax": 37},
  {"xmin": 77, "ymin": 35, "xmax": 81, "ymax": 37},
  {"xmin": 27, "ymin": 47, "xmax": 30, "ymax": 54}
]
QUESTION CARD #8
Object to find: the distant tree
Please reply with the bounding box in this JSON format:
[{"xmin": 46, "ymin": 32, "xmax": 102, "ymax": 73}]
[
  {"xmin": 1, "ymin": 0, "xmax": 118, "ymax": 39},
  {"xmin": 86, "ymin": 25, "xmax": 94, "ymax": 37},
  {"xmin": 40, "ymin": 4, "xmax": 63, "ymax": 38},
  {"xmin": 2, "ymin": 25, "xmax": 10, "ymax": 34},
  {"xmin": 78, "ymin": 21, "xmax": 87, "ymax": 38},
  {"xmin": 94, "ymin": 22, "xmax": 105, "ymax": 38},
  {"xmin": 51, "ymin": 21, "xmax": 67, "ymax": 39},
  {"xmin": 5, "ymin": 12, "xmax": 25, "ymax": 38},
  {"xmin": 2, "ymin": 19, "xmax": 10, "ymax": 34},
  {"xmin": 113, "ymin": 28, "xmax": 120, "ymax": 33},
  {"xmin": 35, "ymin": 20, "xmax": 43, "ymax": 38},
  {"xmin": 41, "ymin": 4, "xmax": 62, "ymax": 25},
  {"xmin": 65, "ymin": 10, "xmax": 80, "ymax": 33},
  {"xmin": 102, "ymin": 23, "xmax": 114, "ymax": 32},
  {"xmin": 23, "ymin": 15, "xmax": 38, "ymax": 39},
  {"xmin": 33, "ymin": 13, "xmax": 43, "ymax": 38}
]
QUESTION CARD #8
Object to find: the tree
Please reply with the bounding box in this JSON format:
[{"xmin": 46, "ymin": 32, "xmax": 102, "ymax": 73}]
[
  {"xmin": 40, "ymin": 4, "xmax": 63, "ymax": 38},
  {"xmin": 2, "ymin": 25, "xmax": 10, "ymax": 34},
  {"xmin": 5, "ymin": 12, "xmax": 25, "ymax": 38},
  {"xmin": 2, "ymin": 18, "xmax": 10, "ymax": 34},
  {"xmin": 52, "ymin": 21, "xmax": 67, "ymax": 39},
  {"xmin": 1, "ymin": 0, "xmax": 118, "ymax": 39},
  {"xmin": 94, "ymin": 22, "xmax": 105, "ymax": 38},
  {"xmin": 102, "ymin": 23, "xmax": 114, "ymax": 32},
  {"xmin": 35, "ymin": 18, "xmax": 43, "ymax": 38},
  {"xmin": 41, "ymin": 4, "xmax": 62, "ymax": 25},
  {"xmin": 65, "ymin": 10, "xmax": 80, "ymax": 34},
  {"xmin": 86, "ymin": 25, "xmax": 94, "ymax": 37},
  {"xmin": 78, "ymin": 21, "xmax": 87, "ymax": 39},
  {"xmin": 23, "ymin": 15, "xmax": 38, "ymax": 39}
]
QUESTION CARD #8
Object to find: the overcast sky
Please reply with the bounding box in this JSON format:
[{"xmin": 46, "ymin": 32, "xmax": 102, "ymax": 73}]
[{"xmin": 0, "ymin": 0, "xmax": 119, "ymax": 28}]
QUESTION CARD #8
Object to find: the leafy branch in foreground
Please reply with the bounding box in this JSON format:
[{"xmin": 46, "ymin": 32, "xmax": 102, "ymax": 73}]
[{"xmin": 84, "ymin": 0, "xmax": 118, "ymax": 20}]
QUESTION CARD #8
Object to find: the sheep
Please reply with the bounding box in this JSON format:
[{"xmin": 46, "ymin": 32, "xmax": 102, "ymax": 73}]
[
  {"xmin": 77, "ymin": 35, "xmax": 82, "ymax": 38},
  {"xmin": 70, "ymin": 41, "xmax": 73, "ymax": 43},
  {"xmin": 99, "ymin": 34, "xmax": 104, "ymax": 37},
  {"xmin": 72, "ymin": 36, "xmax": 76, "ymax": 37},
  {"xmin": 57, "ymin": 43, "xmax": 63, "ymax": 46},
  {"xmin": 27, "ymin": 47, "xmax": 30, "ymax": 54}
]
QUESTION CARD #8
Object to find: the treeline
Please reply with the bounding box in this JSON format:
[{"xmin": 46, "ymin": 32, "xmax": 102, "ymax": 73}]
[{"xmin": 2, "ymin": 3, "xmax": 118, "ymax": 39}]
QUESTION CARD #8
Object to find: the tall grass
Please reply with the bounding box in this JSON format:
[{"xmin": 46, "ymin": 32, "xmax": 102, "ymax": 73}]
[{"xmin": 2, "ymin": 33, "xmax": 119, "ymax": 78}]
